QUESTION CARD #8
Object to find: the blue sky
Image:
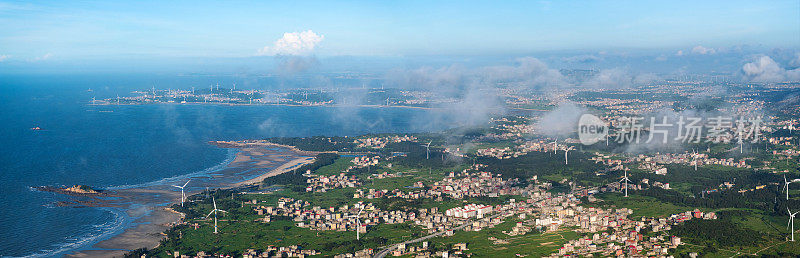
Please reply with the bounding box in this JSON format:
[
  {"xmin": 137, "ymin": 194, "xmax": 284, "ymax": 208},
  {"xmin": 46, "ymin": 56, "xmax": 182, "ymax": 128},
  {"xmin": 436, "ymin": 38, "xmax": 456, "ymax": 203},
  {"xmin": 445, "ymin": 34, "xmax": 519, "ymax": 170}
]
[{"xmin": 0, "ymin": 0, "xmax": 797, "ymax": 62}]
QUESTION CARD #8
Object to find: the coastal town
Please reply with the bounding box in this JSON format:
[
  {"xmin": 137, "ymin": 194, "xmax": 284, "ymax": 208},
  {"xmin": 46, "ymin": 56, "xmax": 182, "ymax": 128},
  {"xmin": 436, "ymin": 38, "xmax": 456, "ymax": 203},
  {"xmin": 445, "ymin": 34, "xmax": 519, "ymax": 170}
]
[
  {"xmin": 97, "ymin": 77, "xmax": 800, "ymax": 257},
  {"xmin": 6, "ymin": 1, "xmax": 800, "ymax": 257}
]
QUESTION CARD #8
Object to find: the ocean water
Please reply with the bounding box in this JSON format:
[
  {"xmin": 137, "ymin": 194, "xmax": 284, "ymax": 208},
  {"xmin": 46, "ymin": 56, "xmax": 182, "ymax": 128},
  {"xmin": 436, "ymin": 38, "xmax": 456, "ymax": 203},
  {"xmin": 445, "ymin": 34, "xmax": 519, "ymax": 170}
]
[{"xmin": 0, "ymin": 74, "xmax": 456, "ymax": 257}]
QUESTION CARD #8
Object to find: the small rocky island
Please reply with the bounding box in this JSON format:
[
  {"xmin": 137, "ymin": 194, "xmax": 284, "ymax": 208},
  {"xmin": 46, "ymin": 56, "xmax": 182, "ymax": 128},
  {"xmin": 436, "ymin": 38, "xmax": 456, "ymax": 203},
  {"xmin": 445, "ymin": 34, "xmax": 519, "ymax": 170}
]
[{"xmin": 34, "ymin": 185, "xmax": 107, "ymax": 197}]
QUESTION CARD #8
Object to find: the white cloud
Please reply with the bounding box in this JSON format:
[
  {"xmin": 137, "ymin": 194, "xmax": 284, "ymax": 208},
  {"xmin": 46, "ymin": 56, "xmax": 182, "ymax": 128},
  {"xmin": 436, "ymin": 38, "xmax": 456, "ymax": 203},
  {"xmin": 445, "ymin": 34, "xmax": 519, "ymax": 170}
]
[
  {"xmin": 257, "ymin": 30, "xmax": 324, "ymax": 56},
  {"xmin": 32, "ymin": 53, "xmax": 52, "ymax": 61},
  {"xmin": 790, "ymin": 53, "xmax": 800, "ymax": 68},
  {"xmin": 582, "ymin": 68, "xmax": 633, "ymax": 88},
  {"xmin": 536, "ymin": 102, "xmax": 587, "ymax": 136},
  {"xmin": 0, "ymin": 55, "xmax": 8, "ymax": 62},
  {"xmin": 742, "ymin": 55, "xmax": 800, "ymax": 82},
  {"xmin": 691, "ymin": 45, "xmax": 716, "ymax": 55}
]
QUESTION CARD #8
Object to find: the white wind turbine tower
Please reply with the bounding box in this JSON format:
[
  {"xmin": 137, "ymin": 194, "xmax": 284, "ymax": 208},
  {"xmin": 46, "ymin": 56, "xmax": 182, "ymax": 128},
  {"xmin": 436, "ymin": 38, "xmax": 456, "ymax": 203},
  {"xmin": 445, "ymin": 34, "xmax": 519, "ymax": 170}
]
[
  {"xmin": 425, "ymin": 141, "xmax": 432, "ymax": 160},
  {"xmin": 783, "ymin": 175, "xmax": 800, "ymax": 200},
  {"xmin": 785, "ymin": 175, "xmax": 794, "ymax": 200},
  {"xmin": 564, "ymin": 146, "xmax": 574, "ymax": 165},
  {"xmin": 738, "ymin": 129, "xmax": 744, "ymax": 154},
  {"xmin": 620, "ymin": 170, "xmax": 633, "ymax": 197},
  {"xmin": 691, "ymin": 149, "xmax": 698, "ymax": 171},
  {"xmin": 172, "ymin": 179, "xmax": 191, "ymax": 207},
  {"xmin": 552, "ymin": 137, "xmax": 558, "ymax": 154},
  {"xmin": 205, "ymin": 197, "xmax": 226, "ymax": 234},
  {"xmin": 789, "ymin": 208, "xmax": 799, "ymax": 242},
  {"xmin": 347, "ymin": 204, "xmax": 366, "ymax": 240}
]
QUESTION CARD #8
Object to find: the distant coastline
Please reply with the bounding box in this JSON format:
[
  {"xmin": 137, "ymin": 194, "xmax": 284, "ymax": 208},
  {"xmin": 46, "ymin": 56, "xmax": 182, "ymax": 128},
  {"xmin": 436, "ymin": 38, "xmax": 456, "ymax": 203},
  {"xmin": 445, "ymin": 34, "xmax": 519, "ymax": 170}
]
[{"xmin": 90, "ymin": 101, "xmax": 438, "ymax": 110}]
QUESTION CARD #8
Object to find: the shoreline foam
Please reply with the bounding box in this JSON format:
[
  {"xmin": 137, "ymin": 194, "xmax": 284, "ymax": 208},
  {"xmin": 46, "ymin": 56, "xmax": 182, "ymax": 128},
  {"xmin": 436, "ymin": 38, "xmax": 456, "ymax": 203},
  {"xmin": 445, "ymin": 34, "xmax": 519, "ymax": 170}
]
[{"xmin": 65, "ymin": 141, "xmax": 313, "ymax": 257}]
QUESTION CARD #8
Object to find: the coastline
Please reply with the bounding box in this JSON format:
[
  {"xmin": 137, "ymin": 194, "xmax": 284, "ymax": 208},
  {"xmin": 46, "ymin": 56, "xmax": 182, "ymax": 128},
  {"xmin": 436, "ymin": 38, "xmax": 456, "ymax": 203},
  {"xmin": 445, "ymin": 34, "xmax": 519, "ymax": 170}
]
[
  {"xmin": 65, "ymin": 141, "xmax": 313, "ymax": 257},
  {"xmin": 233, "ymin": 156, "xmax": 315, "ymax": 187},
  {"xmin": 91, "ymin": 101, "xmax": 437, "ymax": 110}
]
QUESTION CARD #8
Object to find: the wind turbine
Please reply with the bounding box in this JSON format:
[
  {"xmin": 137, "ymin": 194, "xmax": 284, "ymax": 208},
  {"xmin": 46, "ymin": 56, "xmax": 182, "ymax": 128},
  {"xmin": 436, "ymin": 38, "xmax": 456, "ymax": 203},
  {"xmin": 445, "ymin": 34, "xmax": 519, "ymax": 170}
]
[
  {"xmin": 552, "ymin": 137, "xmax": 558, "ymax": 154},
  {"xmin": 564, "ymin": 146, "xmax": 574, "ymax": 165},
  {"xmin": 172, "ymin": 179, "xmax": 191, "ymax": 207},
  {"xmin": 691, "ymin": 149, "xmax": 698, "ymax": 171},
  {"xmin": 620, "ymin": 170, "xmax": 633, "ymax": 197},
  {"xmin": 205, "ymin": 197, "xmax": 226, "ymax": 234},
  {"xmin": 425, "ymin": 141, "xmax": 432, "ymax": 160},
  {"xmin": 789, "ymin": 208, "xmax": 799, "ymax": 242},
  {"xmin": 783, "ymin": 175, "xmax": 800, "ymax": 200},
  {"xmin": 347, "ymin": 204, "xmax": 366, "ymax": 240}
]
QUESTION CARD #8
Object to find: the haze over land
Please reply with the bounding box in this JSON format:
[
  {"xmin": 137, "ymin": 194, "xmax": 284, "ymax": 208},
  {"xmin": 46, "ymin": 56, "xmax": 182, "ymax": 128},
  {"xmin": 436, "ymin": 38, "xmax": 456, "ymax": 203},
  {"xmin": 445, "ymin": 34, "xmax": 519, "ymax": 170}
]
[{"xmin": 1, "ymin": 1, "xmax": 800, "ymax": 257}]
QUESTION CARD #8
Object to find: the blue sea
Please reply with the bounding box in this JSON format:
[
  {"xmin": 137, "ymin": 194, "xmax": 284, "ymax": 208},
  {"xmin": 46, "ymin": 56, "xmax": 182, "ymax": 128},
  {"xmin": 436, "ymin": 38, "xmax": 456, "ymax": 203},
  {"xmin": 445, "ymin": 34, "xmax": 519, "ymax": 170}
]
[{"xmin": 0, "ymin": 74, "xmax": 457, "ymax": 257}]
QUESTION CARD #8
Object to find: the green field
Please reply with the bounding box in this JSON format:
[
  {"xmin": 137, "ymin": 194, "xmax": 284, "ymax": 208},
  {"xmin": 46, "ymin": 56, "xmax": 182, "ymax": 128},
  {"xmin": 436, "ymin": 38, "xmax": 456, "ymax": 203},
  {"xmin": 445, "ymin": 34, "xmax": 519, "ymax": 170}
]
[
  {"xmin": 314, "ymin": 157, "xmax": 354, "ymax": 176},
  {"xmin": 588, "ymin": 192, "xmax": 703, "ymax": 219},
  {"xmin": 424, "ymin": 219, "xmax": 580, "ymax": 257}
]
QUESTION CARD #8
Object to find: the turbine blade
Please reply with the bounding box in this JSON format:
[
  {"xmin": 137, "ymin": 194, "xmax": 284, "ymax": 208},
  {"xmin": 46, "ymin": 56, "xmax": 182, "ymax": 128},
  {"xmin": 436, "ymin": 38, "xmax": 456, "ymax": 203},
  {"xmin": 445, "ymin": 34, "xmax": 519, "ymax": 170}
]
[
  {"xmin": 183, "ymin": 179, "xmax": 191, "ymax": 188},
  {"xmin": 205, "ymin": 210, "xmax": 214, "ymax": 219}
]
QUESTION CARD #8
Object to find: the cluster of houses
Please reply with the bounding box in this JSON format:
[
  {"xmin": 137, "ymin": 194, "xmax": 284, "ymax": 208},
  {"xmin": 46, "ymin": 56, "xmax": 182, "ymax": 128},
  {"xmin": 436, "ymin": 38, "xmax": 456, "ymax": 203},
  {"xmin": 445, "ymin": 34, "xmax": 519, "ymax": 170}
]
[
  {"xmin": 475, "ymin": 139, "xmax": 570, "ymax": 159},
  {"xmin": 431, "ymin": 171, "xmax": 524, "ymax": 199},
  {"xmin": 525, "ymin": 193, "xmax": 718, "ymax": 257},
  {"xmin": 546, "ymin": 207, "xmax": 715, "ymax": 257},
  {"xmin": 444, "ymin": 204, "xmax": 493, "ymax": 219},
  {"xmin": 769, "ymin": 136, "xmax": 797, "ymax": 146},
  {"xmin": 634, "ymin": 152, "xmax": 750, "ymax": 169},
  {"xmin": 240, "ymin": 246, "xmax": 317, "ymax": 258},
  {"xmin": 171, "ymin": 245, "xmax": 317, "ymax": 258},
  {"xmin": 491, "ymin": 116, "xmax": 535, "ymax": 135},
  {"xmin": 354, "ymin": 171, "xmax": 524, "ymax": 202},
  {"xmin": 305, "ymin": 173, "xmax": 360, "ymax": 192},
  {"xmin": 354, "ymin": 135, "xmax": 417, "ymax": 148},
  {"xmin": 349, "ymin": 156, "xmax": 380, "ymax": 170},
  {"xmin": 592, "ymin": 151, "xmax": 750, "ymax": 176},
  {"xmin": 240, "ymin": 169, "xmax": 714, "ymax": 258},
  {"xmin": 251, "ymin": 198, "xmax": 414, "ymax": 233}
]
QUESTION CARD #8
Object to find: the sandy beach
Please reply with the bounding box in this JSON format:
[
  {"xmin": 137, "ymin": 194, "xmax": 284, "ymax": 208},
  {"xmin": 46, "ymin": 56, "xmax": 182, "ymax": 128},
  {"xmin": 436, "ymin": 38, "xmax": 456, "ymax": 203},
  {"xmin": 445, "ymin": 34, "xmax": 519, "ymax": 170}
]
[
  {"xmin": 234, "ymin": 156, "xmax": 315, "ymax": 187},
  {"xmin": 65, "ymin": 141, "xmax": 313, "ymax": 257}
]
